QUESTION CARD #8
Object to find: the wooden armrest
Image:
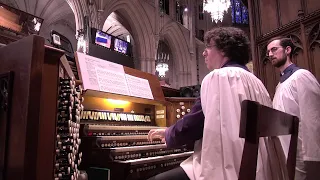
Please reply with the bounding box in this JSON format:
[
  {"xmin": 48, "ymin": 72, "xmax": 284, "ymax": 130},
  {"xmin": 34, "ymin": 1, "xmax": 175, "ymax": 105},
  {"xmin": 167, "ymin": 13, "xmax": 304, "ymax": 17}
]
[{"xmin": 306, "ymin": 161, "xmax": 320, "ymax": 180}]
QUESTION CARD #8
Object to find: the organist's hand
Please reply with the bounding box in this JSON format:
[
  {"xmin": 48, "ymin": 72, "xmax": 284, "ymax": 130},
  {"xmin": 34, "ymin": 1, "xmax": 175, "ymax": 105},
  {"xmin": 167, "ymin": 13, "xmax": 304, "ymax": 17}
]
[{"xmin": 147, "ymin": 128, "xmax": 166, "ymax": 143}]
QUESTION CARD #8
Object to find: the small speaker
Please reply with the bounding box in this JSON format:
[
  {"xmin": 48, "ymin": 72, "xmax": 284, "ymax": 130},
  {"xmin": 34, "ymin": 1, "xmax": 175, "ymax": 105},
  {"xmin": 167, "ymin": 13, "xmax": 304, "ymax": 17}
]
[{"xmin": 180, "ymin": 85, "xmax": 201, "ymax": 97}]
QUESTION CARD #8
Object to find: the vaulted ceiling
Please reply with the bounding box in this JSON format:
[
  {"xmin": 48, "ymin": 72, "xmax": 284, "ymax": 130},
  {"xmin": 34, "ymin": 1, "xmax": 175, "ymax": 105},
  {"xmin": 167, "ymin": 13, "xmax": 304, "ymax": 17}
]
[
  {"xmin": 0, "ymin": 0, "xmax": 75, "ymax": 28},
  {"xmin": 0, "ymin": 0, "xmax": 136, "ymax": 50},
  {"xmin": 0, "ymin": 0, "xmax": 77, "ymax": 48},
  {"xmin": 103, "ymin": 12, "xmax": 132, "ymax": 42}
]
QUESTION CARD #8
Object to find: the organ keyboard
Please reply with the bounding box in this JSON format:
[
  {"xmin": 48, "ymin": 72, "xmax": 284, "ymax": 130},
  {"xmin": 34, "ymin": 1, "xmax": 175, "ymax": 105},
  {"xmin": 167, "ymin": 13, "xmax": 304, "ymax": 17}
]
[
  {"xmin": 80, "ymin": 123, "xmax": 193, "ymax": 180},
  {"xmin": 83, "ymin": 124, "xmax": 166, "ymax": 136}
]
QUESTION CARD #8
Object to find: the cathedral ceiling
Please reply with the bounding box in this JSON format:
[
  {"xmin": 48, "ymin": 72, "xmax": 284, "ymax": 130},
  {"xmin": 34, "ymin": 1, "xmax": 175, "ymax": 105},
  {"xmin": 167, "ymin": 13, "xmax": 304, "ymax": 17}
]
[
  {"xmin": 0, "ymin": 0, "xmax": 75, "ymax": 31},
  {"xmin": 0, "ymin": 0, "xmax": 76, "ymax": 47}
]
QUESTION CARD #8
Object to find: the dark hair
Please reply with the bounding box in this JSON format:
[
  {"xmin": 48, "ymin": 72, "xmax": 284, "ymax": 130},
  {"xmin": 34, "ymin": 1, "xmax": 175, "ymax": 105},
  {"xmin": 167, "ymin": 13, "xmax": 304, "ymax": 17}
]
[
  {"xmin": 267, "ymin": 36, "xmax": 294, "ymax": 58},
  {"xmin": 204, "ymin": 27, "xmax": 250, "ymax": 65}
]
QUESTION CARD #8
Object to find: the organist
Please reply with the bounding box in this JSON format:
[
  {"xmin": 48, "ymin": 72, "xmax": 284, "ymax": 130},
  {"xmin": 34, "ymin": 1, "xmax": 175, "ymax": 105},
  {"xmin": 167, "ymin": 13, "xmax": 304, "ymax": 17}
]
[{"xmin": 147, "ymin": 27, "xmax": 286, "ymax": 180}]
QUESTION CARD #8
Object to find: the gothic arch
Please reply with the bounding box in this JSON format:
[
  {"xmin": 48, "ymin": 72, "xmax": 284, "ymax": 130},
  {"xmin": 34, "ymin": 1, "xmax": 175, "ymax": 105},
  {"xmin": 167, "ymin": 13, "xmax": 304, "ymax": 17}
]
[
  {"xmin": 101, "ymin": 0, "xmax": 155, "ymax": 73},
  {"xmin": 161, "ymin": 22, "xmax": 192, "ymax": 86},
  {"xmin": 100, "ymin": 0, "xmax": 193, "ymax": 87}
]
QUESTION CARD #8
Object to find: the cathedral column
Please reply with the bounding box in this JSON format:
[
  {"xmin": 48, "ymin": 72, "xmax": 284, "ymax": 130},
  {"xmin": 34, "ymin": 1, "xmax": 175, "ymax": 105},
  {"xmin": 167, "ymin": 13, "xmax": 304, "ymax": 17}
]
[
  {"xmin": 170, "ymin": 0, "xmax": 176, "ymax": 20},
  {"xmin": 147, "ymin": 58, "xmax": 156, "ymax": 74},
  {"xmin": 140, "ymin": 57, "xmax": 156, "ymax": 74},
  {"xmin": 178, "ymin": 71, "xmax": 192, "ymax": 87},
  {"xmin": 140, "ymin": 57, "xmax": 147, "ymax": 73}
]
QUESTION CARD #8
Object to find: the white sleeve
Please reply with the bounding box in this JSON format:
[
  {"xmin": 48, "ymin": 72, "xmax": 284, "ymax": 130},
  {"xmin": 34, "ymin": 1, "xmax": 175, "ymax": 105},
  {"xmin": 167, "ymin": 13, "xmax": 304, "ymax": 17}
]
[
  {"xmin": 296, "ymin": 70, "xmax": 320, "ymax": 161},
  {"xmin": 200, "ymin": 70, "xmax": 228, "ymax": 179}
]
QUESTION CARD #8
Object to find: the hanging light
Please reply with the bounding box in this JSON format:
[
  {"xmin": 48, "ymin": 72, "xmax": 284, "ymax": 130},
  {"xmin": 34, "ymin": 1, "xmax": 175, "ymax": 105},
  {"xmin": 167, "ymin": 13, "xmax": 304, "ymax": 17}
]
[
  {"xmin": 155, "ymin": 5, "xmax": 169, "ymax": 78},
  {"xmin": 156, "ymin": 62, "xmax": 169, "ymax": 77},
  {"xmin": 155, "ymin": 52, "xmax": 169, "ymax": 77},
  {"xmin": 203, "ymin": 0, "xmax": 231, "ymax": 23}
]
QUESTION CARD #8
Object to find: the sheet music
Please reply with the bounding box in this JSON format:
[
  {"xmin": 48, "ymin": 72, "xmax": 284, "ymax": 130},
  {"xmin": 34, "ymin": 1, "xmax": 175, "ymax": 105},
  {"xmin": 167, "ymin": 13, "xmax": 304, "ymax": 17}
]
[
  {"xmin": 77, "ymin": 53, "xmax": 98, "ymax": 90},
  {"xmin": 77, "ymin": 52, "xmax": 154, "ymax": 99},
  {"xmin": 125, "ymin": 74, "xmax": 154, "ymax": 100},
  {"xmin": 95, "ymin": 67, "xmax": 130, "ymax": 96},
  {"xmin": 77, "ymin": 52, "xmax": 127, "ymax": 95}
]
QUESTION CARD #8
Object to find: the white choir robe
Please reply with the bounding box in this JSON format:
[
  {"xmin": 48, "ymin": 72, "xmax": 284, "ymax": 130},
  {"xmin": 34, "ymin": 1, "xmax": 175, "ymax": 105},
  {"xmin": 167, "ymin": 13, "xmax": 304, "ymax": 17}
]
[
  {"xmin": 180, "ymin": 67, "xmax": 286, "ymax": 180},
  {"xmin": 273, "ymin": 69, "xmax": 320, "ymax": 179}
]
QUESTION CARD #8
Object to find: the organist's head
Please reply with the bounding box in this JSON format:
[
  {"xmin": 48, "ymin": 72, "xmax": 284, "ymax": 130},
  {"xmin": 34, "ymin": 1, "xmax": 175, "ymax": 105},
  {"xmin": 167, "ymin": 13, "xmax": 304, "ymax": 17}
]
[{"xmin": 202, "ymin": 27, "xmax": 250, "ymax": 71}]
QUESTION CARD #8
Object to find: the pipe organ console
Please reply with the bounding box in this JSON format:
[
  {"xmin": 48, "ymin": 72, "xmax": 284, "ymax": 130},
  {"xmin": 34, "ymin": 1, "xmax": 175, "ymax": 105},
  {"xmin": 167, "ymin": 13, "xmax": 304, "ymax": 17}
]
[
  {"xmin": 78, "ymin": 96, "xmax": 194, "ymax": 180},
  {"xmin": 74, "ymin": 52, "xmax": 194, "ymax": 180},
  {"xmin": 0, "ymin": 35, "xmax": 84, "ymax": 180},
  {"xmin": 0, "ymin": 35, "xmax": 195, "ymax": 180}
]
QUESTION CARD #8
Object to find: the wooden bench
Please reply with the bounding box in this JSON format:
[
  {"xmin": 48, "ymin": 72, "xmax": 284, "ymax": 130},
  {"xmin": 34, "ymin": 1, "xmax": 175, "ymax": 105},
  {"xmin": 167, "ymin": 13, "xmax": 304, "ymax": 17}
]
[{"xmin": 238, "ymin": 100, "xmax": 299, "ymax": 180}]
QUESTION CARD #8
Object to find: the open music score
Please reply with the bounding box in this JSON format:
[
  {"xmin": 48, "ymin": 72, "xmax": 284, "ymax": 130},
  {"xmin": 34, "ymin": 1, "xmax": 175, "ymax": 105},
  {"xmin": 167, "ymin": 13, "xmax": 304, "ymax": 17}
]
[
  {"xmin": 125, "ymin": 74, "xmax": 153, "ymax": 100},
  {"xmin": 96, "ymin": 67, "xmax": 130, "ymax": 96},
  {"xmin": 76, "ymin": 52, "xmax": 154, "ymax": 100}
]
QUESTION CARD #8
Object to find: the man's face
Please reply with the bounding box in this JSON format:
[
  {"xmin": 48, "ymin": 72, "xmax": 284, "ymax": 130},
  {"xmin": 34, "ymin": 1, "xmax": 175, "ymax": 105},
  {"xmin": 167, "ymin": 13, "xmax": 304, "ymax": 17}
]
[
  {"xmin": 202, "ymin": 40, "xmax": 224, "ymax": 71},
  {"xmin": 266, "ymin": 40, "xmax": 288, "ymax": 68}
]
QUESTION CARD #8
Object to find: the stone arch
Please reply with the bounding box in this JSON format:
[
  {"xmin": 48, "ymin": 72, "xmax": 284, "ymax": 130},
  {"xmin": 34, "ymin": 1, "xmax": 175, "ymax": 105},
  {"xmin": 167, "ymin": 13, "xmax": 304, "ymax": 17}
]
[
  {"xmin": 161, "ymin": 22, "xmax": 192, "ymax": 87},
  {"xmin": 101, "ymin": 0, "xmax": 155, "ymax": 74},
  {"xmin": 65, "ymin": 0, "xmax": 82, "ymax": 32}
]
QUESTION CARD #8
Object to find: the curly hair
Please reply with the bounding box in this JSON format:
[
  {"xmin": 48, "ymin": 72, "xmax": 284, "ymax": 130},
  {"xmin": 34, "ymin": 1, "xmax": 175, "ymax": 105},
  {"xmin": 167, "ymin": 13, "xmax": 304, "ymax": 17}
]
[
  {"xmin": 204, "ymin": 27, "xmax": 250, "ymax": 65},
  {"xmin": 267, "ymin": 36, "xmax": 294, "ymax": 58}
]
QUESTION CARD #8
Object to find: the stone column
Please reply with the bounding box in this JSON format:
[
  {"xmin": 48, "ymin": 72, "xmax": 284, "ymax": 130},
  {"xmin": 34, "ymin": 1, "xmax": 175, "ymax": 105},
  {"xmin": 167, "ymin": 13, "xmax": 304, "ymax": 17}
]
[
  {"xmin": 170, "ymin": 0, "xmax": 176, "ymax": 20},
  {"xmin": 140, "ymin": 57, "xmax": 156, "ymax": 74},
  {"xmin": 178, "ymin": 71, "xmax": 192, "ymax": 87}
]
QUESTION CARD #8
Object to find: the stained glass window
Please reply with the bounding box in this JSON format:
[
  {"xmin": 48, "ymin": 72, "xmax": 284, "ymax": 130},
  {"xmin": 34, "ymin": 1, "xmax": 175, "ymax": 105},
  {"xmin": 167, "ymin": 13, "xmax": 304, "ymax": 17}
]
[{"xmin": 231, "ymin": 0, "xmax": 249, "ymax": 24}]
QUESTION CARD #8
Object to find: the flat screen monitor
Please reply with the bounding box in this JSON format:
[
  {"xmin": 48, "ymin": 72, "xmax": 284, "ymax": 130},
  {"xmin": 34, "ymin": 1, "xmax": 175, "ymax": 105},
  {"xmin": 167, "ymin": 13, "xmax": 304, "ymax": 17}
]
[
  {"xmin": 114, "ymin": 38, "xmax": 128, "ymax": 54},
  {"xmin": 95, "ymin": 30, "xmax": 112, "ymax": 48}
]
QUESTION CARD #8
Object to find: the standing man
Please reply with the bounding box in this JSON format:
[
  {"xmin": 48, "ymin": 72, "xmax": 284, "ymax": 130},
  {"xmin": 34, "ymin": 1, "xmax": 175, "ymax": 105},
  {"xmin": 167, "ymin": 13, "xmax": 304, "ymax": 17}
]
[
  {"xmin": 147, "ymin": 27, "xmax": 285, "ymax": 180},
  {"xmin": 267, "ymin": 37, "xmax": 320, "ymax": 180}
]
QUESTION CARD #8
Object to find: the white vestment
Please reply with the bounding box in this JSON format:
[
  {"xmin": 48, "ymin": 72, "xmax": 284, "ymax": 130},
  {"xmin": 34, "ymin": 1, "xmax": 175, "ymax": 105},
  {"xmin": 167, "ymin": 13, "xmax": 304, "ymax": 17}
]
[
  {"xmin": 181, "ymin": 67, "xmax": 285, "ymax": 180},
  {"xmin": 273, "ymin": 69, "xmax": 320, "ymax": 179}
]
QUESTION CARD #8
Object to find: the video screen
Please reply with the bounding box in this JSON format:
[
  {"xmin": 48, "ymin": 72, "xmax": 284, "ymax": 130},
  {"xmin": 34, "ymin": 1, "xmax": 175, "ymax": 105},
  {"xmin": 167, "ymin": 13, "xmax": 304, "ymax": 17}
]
[
  {"xmin": 114, "ymin": 38, "xmax": 128, "ymax": 54},
  {"xmin": 95, "ymin": 30, "xmax": 112, "ymax": 48}
]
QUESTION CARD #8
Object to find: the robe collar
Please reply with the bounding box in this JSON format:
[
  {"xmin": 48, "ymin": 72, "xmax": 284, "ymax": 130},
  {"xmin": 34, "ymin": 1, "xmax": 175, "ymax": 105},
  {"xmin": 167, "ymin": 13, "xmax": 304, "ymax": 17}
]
[
  {"xmin": 280, "ymin": 64, "xmax": 300, "ymax": 83},
  {"xmin": 221, "ymin": 61, "xmax": 250, "ymax": 72}
]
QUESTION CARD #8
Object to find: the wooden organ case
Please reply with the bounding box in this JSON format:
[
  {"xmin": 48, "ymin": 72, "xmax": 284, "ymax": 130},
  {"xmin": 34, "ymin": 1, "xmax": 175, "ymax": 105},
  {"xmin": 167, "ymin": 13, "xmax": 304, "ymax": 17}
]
[
  {"xmin": 75, "ymin": 53, "xmax": 193, "ymax": 180},
  {"xmin": 0, "ymin": 35, "xmax": 84, "ymax": 180}
]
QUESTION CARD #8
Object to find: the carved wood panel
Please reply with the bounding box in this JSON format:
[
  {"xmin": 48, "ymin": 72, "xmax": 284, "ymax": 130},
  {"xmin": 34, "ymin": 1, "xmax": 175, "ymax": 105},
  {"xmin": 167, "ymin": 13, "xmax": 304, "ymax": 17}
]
[
  {"xmin": 0, "ymin": 71, "xmax": 13, "ymax": 180},
  {"xmin": 288, "ymin": 33, "xmax": 308, "ymax": 69},
  {"xmin": 257, "ymin": 43, "xmax": 279, "ymax": 98},
  {"xmin": 251, "ymin": 0, "xmax": 320, "ymax": 96},
  {"xmin": 308, "ymin": 22, "xmax": 320, "ymax": 81}
]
